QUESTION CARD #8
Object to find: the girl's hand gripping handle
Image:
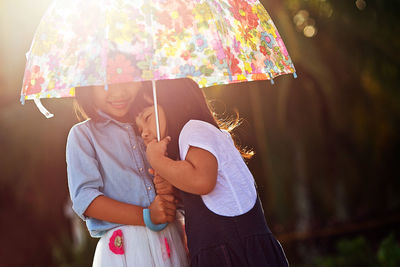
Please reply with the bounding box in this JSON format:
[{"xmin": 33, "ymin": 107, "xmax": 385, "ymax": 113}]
[{"xmin": 146, "ymin": 136, "xmax": 171, "ymax": 167}]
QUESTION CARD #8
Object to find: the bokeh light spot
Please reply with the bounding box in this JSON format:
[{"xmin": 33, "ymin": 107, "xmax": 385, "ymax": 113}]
[
  {"xmin": 356, "ymin": 0, "xmax": 367, "ymax": 10},
  {"xmin": 304, "ymin": 25, "xmax": 317, "ymax": 38}
]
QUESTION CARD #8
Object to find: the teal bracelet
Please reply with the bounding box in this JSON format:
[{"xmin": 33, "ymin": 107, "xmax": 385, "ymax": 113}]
[{"xmin": 143, "ymin": 208, "xmax": 168, "ymax": 232}]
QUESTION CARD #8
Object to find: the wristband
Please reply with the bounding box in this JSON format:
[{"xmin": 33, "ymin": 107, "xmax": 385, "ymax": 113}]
[{"xmin": 143, "ymin": 208, "xmax": 168, "ymax": 232}]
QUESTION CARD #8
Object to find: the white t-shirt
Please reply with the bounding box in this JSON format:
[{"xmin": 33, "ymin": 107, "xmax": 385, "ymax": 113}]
[{"xmin": 178, "ymin": 120, "xmax": 257, "ymax": 217}]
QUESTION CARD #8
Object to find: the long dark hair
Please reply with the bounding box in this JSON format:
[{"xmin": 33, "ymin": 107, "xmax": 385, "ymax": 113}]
[{"xmin": 131, "ymin": 78, "xmax": 253, "ymax": 160}]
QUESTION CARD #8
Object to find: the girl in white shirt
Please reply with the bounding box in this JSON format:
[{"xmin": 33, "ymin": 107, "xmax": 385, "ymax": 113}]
[{"xmin": 133, "ymin": 78, "xmax": 288, "ymax": 267}]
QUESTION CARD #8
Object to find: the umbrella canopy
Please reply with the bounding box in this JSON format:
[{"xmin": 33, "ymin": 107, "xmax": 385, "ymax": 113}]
[{"xmin": 21, "ymin": 0, "xmax": 295, "ymax": 107}]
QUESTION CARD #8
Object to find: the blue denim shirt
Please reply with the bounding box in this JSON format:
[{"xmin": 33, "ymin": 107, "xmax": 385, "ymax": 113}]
[{"xmin": 66, "ymin": 111, "xmax": 156, "ymax": 237}]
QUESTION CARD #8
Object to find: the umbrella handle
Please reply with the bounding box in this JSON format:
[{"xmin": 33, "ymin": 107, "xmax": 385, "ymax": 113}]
[{"xmin": 152, "ymin": 80, "xmax": 161, "ymax": 142}]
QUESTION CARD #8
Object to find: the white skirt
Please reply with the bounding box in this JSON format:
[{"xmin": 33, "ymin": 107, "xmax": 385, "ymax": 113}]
[{"xmin": 92, "ymin": 220, "xmax": 188, "ymax": 267}]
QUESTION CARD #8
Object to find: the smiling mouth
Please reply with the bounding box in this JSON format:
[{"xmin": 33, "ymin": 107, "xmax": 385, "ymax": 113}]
[{"xmin": 108, "ymin": 100, "xmax": 129, "ymax": 109}]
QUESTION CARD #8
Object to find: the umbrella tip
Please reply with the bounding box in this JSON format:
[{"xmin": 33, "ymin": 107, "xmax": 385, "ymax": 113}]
[
  {"xmin": 270, "ymin": 79, "xmax": 275, "ymax": 85},
  {"xmin": 293, "ymin": 72, "xmax": 298, "ymax": 79},
  {"xmin": 20, "ymin": 95, "xmax": 25, "ymax": 105},
  {"xmin": 228, "ymin": 69, "xmax": 233, "ymax": 82}
]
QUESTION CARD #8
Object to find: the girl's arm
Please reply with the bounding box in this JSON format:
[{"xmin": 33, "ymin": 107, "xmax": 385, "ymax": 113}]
[
  {"xmin": 146, "ymin": 137, "xmax": 218, "ymax": 195},
  {"xmin": 66, "ymin": 126, "xmax": 176, "ymax": 226},
  {"xmin": 84, "ymin": 194, "xmax": 177, "ymax": 225}
]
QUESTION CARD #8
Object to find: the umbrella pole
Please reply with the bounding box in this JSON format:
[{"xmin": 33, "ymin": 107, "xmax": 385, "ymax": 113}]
[{"xmin": 152, "ymin": 80, "xmax": 161, "ymax": 142}]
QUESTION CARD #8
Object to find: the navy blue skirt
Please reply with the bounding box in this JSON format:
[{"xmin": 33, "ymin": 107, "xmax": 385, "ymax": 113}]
[{"xmin": 181, "ymin": 191, "xmax": 289, "ymax": 267}]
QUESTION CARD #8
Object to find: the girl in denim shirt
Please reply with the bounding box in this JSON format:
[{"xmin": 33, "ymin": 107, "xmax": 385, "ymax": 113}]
[
  {"xmin": 66, "ymin": 82, "xmax": 188, "ymax": 266},
  {"xmin": 133, "ymin": 78, "xmax": 288, "ymax": 267}
]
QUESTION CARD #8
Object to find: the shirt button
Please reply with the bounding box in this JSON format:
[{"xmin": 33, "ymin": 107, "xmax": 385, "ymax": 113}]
[
  {"xmin": 139, "ymin": 167, "xmax": 143, "ymax": 172},
  {"xmin": 132, "ymin": 145, "xmax": 136, "ymax": 149},
  {"xmin": 147, "ymin": 185, "xmax": 152, "ymax": 190}
]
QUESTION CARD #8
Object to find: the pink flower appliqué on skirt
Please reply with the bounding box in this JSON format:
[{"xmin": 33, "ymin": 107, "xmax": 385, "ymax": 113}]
[
  {"xmin": 165, "ymin": 237, "xmax": 171, "ymax": 258},
  {"xmin": 109, "ymin": 229, "xmax": 124, "ymax": 255}
]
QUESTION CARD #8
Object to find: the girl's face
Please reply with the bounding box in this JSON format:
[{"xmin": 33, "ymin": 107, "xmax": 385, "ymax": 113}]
[
  {"xmin": 135, "ymin": 105, "xmax": 167, "ymax": 145},
  {"xmin": 92, "ymin": 82, "xmax": 141, "ymax": 122}
]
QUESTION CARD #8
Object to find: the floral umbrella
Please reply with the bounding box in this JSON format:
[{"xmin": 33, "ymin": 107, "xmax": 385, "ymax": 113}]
[{"xmin": 21, "ymin": 0, "xmax": 295, "ymax": 120}]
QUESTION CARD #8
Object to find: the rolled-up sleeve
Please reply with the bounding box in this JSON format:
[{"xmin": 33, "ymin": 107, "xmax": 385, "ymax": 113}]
[{"xmin": 66, "ymin": 124, "xmax": 104, "ymax": 220}]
